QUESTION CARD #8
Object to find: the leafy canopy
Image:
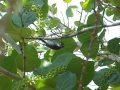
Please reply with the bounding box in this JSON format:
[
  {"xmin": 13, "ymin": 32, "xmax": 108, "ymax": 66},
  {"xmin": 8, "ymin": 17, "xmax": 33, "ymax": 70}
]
[{"xmin": 0, "ymin": 0, "xmax": 119, "ymax": 90}]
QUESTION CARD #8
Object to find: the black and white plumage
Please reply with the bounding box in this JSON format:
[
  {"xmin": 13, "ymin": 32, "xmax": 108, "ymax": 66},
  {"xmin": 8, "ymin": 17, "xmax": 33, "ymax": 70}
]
[{"xmin": 39, "ymin": 38, "xmax": 64, "ymax": 50}]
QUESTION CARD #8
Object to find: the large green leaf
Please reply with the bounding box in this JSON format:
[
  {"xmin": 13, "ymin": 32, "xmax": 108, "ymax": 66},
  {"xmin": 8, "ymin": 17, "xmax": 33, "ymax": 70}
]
[
  {"xmin": 87, "ymin": 13, "xmax": 103, "ymax": 26},
  {"xmin": 34, "ymin": 53, "xmax": 76, "ymax": 78},
  {"xmin": 12, "ymin": 11, "xmax": 36, "ymax": 27},
  {"xmin": 107, "ymin": 38, "xmax": 120, "ymax": 55},
  {"xmin": 14, "ymin": 45, "xmax": 41, "ymax": 72},
  {"xmin": 67, "ymin": 58, "xmax": 94, "ymax": 87},
  {"xmin": 12, "ymin": 14, "xmax": 22, "ymax": 27},
  {"xmin": 22, "ymin": 11, "xmax": 37, "ymax": 27},
  {"xmin": 0, "ymin": 56, "xmax": 17, "ymax": 74},
  {"xmin": 67, "ymin": 57, "xmax": 83, "ymax": 78},
  {"xmin": 0, "ymin": 76, "xmax": 12, "ymax": 90},
  {"xmin": 80, "ymin": 38, "xmax": 99, "ymax": 58},
  {"xmin": 77, "ymin": 31, "xmax": 91, "ymax": 43},
  {"xmin": 81, "ymin": 61, "xmax": 94, "ymax": 86},
  {"xmin": 51, "ymin": 38, "xmax": 76, "ymax": 61},
  {"xmin": 93, "ymin": 68, "xmax": 109, "ymax": 86},
  {"xmin": 56, "ymin": 72, "xmax": 77, "ymax": 90},
  {"xmin": 81, "ymin": 0, "xmax": 95, "ymax": 12},
  {"xmin": 108, "ymin": 72, "xmax": 120, "ymax": 86}
]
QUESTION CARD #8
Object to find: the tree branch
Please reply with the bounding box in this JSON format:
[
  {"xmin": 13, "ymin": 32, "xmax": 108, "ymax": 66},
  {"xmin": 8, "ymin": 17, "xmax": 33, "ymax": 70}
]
[
  {"xmin": 0, "ymin": 66, "xmax": 21, "ymax": 80},
  {"xmin": 0, "ymin": 66, "xmax": 36, "ymax": 90},
  {"xmin": 26, "ymin": 22, "xmax": 120, "ymax": 40},
  {"xmin": 97, "ymin": 53, "xmax": 120, "ymax": 62}
]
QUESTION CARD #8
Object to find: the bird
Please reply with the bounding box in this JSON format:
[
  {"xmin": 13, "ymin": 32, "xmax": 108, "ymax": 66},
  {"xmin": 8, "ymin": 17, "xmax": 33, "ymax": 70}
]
[{"xmin": 39, "ymin": 38, "xmax": 64, "ymax": 50}]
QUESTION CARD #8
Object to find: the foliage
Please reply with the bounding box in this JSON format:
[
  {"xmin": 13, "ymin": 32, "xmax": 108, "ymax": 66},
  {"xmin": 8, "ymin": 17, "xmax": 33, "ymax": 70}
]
[{"xmin": 0, "ymin": 0, "xmax": 119, "ymax": 90}]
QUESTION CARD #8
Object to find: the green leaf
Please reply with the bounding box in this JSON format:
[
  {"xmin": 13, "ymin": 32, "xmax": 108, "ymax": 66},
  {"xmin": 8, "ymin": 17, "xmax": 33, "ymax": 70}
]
[
  {"xmin": 52, "ymin": 38, "xmax": 76, "ymax": 61},
  {"xmin": 109, "ymin": 0, "xmax": 120, "ymax": 7},
  {"xmin": 98, "ymin": 58, "xmax": 114, "ymax": 66},
  {"xmin": 77, "ymin": 31, "xmax": 91, "ymax": 43},
  {"xmin": 34, "ymin": 0, "xmax": 44, "ymax": 7},
  {"xmin": 112, "ymin": 86, "xmax": 120, "ymax": 90},
  {"xmin": 66, "ymin": 6, "xmax": 77, "ymax": 17},
  {"xmin": 82, "ymin": 61, "xmax": 94, "ymax": 86},
  {"xmin": 56, "ymin": 72, "xmax": 77, "ymax": 90},
  {"xmin": 106, "ymin": 8, "xmax": 114, "ymax": 16},
  {"xmin": 67, "ymin": 57, "xmax": 83, "ymax": 78},
  {"xmin": 44, "ymin": 49, "xmax": 54, "ymax": 62},
  {"xmin": 107, "ymin": 38, "xmax": 120, "ymax": 55},
  {"xmin": 66, "ymin": 7, "xmax": 73, "ymax": 17},
  {"xmin": 63, "ymin": 0, "xmax": 72, "ymax": 3},
  {"xmin": 80, "ymin": 38, "xmax": 99, "ymax": 58},
  {"xmin": 49, "ymin": 3, "xmax": 57, "ymax": 15},
  {"xmin": 34, "ymin": 53, "xmax": 76, "ymax": 78},
  {"xmin": 0, "ymin": 3, "xmax": 6, "ymax": 12},
  {"xmin": 36, "ymin": 28, "xmax": 46, "ymax": 37},
  {"xmin": 12, "ymin": 14, "xmax": 22, "ymax": 27},
  {"xmin": 48, "ymin": 18, "xmax": 60, "ymax": 28},
  {"xmin": 108, "ymin": 72, "xmax": 120, "ymax": 86},
  {"xmin": 20, "ymin": 28, "xmax": 32, "ymax": 38},
  {"xmin": 22, "ymin": 11, "xmax": 37, "ymax": 27},
  {"xmin": 99, "ymin": 29, "xmax": 106, "ymax": 41},
  {"xmin": 67, "ymin": 59, "xmax": 94, "ymax": 86},
  {"xmin": 87, "ymin": 13, "xmax": 103, "ymax": 26},
  {"xmin": 4, "ymin": 33, "xmax": 22, "ymax": 54},
  {"xmin": 0, "ymin": 56, "xmax": 17, "ymax": 73},
  {"xmin": 0, "ymin": 76, "xmax": 12, "ymax": 90},
  {"xmin": 36, "ymin": 77, "xmax": 56, "ymax": 90},
  {"xmin": 113, "ymin": 10, "xmax": 120, "ymax": 21},
  {"xmin": 93, "ymin": 68, "xmax": 109, "ymax": 86},
  {"xmin": 14, "ymin": 45, "xmax": 41, "ymax": 72},
  {"xmin": 81, "ymin": 0, "xmax": 95, "ymax": 12},
  {"xmin": 40, "ymin": 0, "xmax": 48, "ymax": 19}
]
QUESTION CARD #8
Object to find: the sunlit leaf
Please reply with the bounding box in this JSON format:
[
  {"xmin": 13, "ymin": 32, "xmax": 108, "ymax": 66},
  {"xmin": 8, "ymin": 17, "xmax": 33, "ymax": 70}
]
[
  {"xmin": 81, "ymin": 0, "xmax": 95, "ymax": 12},
  {"xmin": 63, "ymin": 0, "xmax": 72, "ymax": 3},
  {"xmin": 36, "ymin": 77, "xmax": 56, "ymax": 90}
]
